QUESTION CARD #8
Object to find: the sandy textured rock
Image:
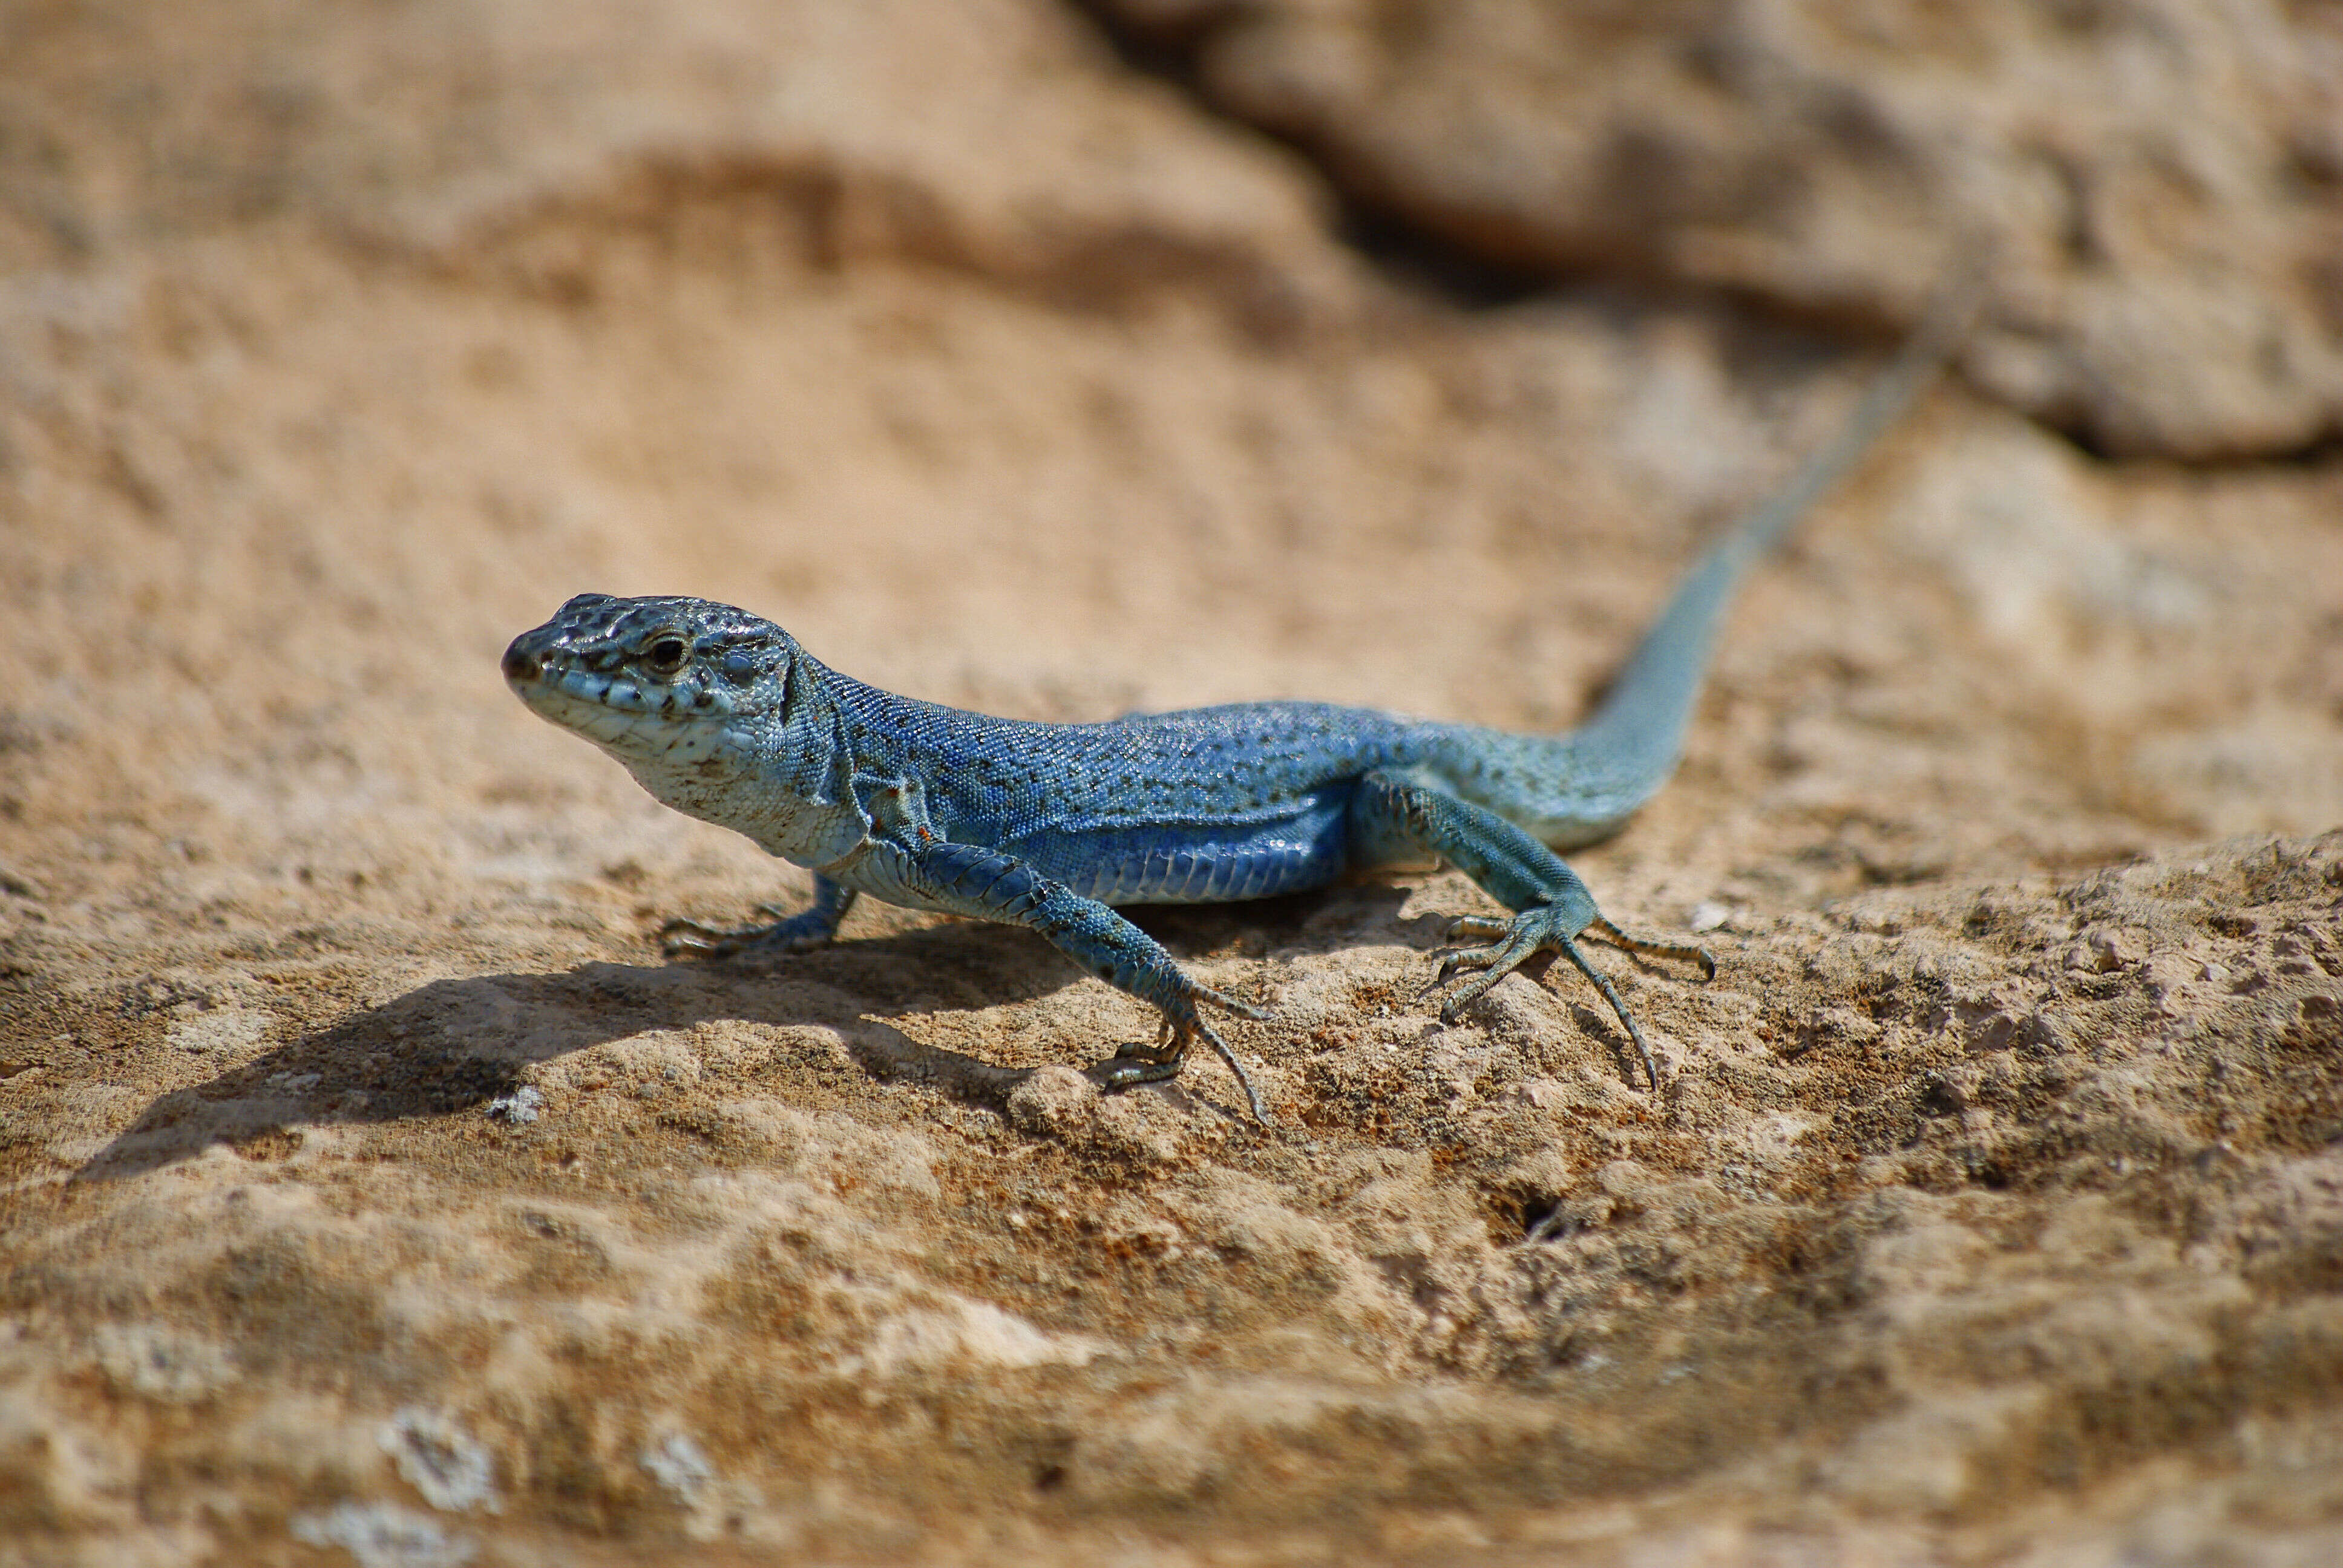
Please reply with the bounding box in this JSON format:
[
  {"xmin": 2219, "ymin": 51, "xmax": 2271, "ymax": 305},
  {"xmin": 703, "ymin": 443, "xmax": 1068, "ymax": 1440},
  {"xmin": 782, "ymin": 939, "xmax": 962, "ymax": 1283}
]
[
  {"xmin": 1101, "ymin": 0, "xmax": 2343, "ymax": 459},
  {"xmin": 1, "ymin": 1, "xmax": 2341, "ymax": 1564}
]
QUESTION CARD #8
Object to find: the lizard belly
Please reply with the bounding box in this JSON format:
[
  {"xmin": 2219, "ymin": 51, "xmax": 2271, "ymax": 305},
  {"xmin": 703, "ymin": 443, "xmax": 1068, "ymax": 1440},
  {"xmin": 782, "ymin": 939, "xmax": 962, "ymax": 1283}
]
[{"xmin": 1015, "ymin": 795, "xmax": 1351, "ymax": 906}]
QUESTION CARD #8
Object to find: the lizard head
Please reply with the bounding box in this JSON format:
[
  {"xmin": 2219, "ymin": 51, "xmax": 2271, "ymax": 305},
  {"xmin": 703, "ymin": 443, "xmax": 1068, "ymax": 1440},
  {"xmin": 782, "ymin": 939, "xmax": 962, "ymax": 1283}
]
[{"xmin": 503, "ymin": 593, "xmax": 798, "ymax": 766}]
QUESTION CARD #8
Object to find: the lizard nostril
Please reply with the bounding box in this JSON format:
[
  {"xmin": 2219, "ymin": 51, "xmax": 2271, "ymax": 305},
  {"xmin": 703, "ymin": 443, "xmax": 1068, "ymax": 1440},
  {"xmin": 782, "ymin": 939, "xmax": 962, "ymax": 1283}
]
[{"xmin": 502, "ymin": 641, "xmax": 540, "ymax": 683}]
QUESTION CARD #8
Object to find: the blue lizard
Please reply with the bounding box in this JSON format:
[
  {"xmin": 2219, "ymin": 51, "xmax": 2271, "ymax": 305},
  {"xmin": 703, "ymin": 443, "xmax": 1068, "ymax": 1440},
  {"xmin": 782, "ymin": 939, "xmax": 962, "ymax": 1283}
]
[{"xmin": 503, "ymin": 302, "xmax": 1965, "ymax": 1121}]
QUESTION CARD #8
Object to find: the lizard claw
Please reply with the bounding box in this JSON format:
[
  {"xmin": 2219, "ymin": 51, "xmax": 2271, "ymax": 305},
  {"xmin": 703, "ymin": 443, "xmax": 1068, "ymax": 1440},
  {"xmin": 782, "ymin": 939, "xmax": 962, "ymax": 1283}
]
[
  {"xmin": 658, "ymin": 917, "xmax": 744, "ymax": 958},
  {"xmin": 1089, "ymin": 1013, "xmax": 1271, "ymax": 1125}
]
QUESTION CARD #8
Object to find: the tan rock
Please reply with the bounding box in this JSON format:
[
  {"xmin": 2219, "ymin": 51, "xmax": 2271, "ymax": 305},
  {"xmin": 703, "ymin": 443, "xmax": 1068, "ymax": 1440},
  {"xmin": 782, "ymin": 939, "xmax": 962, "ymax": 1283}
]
[
  {"xmin": 1105, "ymin": 0, "xmax": 2343, "ymax": 457},
  {"xmin": 2, "ymin": 0, "xmax": 2341, "ymax": 1561}
]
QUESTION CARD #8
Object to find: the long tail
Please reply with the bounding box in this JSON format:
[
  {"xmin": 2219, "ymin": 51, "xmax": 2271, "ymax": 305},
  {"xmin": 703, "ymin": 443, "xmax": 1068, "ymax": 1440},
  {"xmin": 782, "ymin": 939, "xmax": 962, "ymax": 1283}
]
[{"xmin": 1454, "ymin": 277, "xmax": 1981, "ymax": 846}]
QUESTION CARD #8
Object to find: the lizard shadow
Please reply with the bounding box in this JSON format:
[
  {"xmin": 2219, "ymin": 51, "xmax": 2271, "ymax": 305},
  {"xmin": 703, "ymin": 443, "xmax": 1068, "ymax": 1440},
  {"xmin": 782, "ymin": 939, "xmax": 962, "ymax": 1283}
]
[{"xmin": 77, "ymin": 884, "xmax": 1420, "ymax": 1181}]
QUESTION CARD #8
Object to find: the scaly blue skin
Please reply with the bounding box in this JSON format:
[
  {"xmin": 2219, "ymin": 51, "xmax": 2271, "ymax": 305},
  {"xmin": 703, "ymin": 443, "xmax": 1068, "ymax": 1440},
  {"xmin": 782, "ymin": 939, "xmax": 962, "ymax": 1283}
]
[{"xmin": 503, "ymin": 302, "xmax": 1965, "ymax": 1121}]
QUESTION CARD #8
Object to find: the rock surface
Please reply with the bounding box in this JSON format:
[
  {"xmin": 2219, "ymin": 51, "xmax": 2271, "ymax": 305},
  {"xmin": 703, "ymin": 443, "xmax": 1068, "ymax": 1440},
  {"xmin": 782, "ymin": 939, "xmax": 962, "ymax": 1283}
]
[
  {"xmin": 1, "ymin": 1, "xmax": 2340, "ymax": 1563},
  {"xmin": 1099, "ymin": 0, "xmax": 2343, "ymax": 459}
]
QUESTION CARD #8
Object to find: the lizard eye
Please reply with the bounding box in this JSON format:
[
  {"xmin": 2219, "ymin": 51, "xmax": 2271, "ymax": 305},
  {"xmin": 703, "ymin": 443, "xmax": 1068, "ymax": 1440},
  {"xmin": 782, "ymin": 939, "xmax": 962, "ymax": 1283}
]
[{"xmin": 645, "ymin": 638, "xmax": 688, "ymax": 675}]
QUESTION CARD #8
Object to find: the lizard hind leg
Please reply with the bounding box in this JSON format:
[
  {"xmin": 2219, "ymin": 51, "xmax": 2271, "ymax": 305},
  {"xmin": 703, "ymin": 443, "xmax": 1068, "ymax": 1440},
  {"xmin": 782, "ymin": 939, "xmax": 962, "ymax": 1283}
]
[{"xmin": 1353, "ymin": 770, "xmax": 1700, "ymax": 1093}]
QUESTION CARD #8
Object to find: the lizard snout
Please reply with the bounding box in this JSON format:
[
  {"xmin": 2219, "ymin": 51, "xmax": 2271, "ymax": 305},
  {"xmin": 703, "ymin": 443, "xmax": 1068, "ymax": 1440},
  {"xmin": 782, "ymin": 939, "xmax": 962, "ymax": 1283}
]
[{"xmin": 501, "ymin": 636, "xmax": 543, "ymax": 685}]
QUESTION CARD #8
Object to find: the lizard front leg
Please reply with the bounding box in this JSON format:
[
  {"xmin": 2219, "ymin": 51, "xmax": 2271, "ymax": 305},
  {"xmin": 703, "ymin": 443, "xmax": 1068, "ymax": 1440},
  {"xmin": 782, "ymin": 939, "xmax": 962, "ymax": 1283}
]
[
  {"xmin": 897, "ymin": 838, "xmax": 1272, "ymax": 1121},
  {"xmin": 661, "ymin": 873, "xmax": 859, "ymax": 957},
  {"xmin": 659, "ymin": 771, "xmax": 911, "ymax": 957},
  {"xmin": 1349, "ymin": 769, "xmax": 1712, "ymax": 1091}
]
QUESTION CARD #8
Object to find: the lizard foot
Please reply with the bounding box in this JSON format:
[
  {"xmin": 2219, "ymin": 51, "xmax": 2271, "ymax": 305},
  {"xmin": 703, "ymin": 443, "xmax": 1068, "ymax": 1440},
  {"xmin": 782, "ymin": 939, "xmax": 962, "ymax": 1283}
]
[
  {"xmin": 660, "ymin": 904, "xmax": 837, "ymax": 959},
  {"xmin": 1089, "ymin": 1006, "xmax": 1271, "ymax": 1125},
  {"xmin": 1423, "ymin": 909, "xmax": 1711, "ymax": 1093}
]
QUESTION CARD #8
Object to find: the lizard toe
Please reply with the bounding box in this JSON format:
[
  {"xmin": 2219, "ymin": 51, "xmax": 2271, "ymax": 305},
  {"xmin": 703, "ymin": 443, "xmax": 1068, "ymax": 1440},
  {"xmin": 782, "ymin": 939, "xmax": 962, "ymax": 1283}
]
[
  {"xmin": 1423, "ymin": 910, "xmax": 1567, "ymax": 1021},
  {"xmin": 1088, "ymin": 1013, "xmax": 1271, "ymax": 1125},
  {"xmin": 659, "ymin": 918, "xmax": 745, "ymax": 958},
  {"xmin": 1444, "ymin": 914, "xmax": 1509, "ymax": 942},
  {"xmin": 1087, "ymin": 1052, "xmax": 1183, "ymax": 1091},
  {"xmin": 658, "ymin": 908, "xmax": 837, "ymax": 959},
  {"xmin": 1196, "ymin": 982, "xmax": 1271, "ymax": 1022}
]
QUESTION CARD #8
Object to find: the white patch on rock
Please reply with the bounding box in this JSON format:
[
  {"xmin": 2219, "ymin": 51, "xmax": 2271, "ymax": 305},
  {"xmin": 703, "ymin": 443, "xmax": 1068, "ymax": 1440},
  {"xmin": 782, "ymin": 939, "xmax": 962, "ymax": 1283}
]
[
  {"xmin": 640, "ymin": 1431, "xmax": 715, "ymax": 1505},
  {"xmin": 89, "ymin": 1323, "xmax": 238, "ymax": 1403},
  {"xmin": 165, "ymin": 1006, "xmax": 275, "ymax": 1056},
  {"xmin": 379, "ymin": 1408, "xmax": 499, "ymax": 1514},
  {"xmin": 290, "ymin": 1502, "xmax": 474, "ymax": 1568},
  {"xmin": 834, "ymin": 1298, "xmax": 1109, "ymax": 1380}
]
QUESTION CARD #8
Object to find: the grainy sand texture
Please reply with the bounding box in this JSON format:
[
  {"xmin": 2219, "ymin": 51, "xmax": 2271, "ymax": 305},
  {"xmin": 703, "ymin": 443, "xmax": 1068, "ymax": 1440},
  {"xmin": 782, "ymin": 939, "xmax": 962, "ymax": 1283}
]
[{"xmin": 2, "ymin": 2, "xmax": 2340, "ymax": 1564}]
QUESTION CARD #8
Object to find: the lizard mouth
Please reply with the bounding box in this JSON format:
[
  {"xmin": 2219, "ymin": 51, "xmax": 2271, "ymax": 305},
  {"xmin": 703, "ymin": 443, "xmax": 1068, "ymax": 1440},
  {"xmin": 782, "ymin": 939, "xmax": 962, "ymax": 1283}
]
[
  {"xmin": 505, "ymin": 649, "xmax": 729, "ymax": 727},
  {"xmin": 505, "ymin": 658, "xmax": 743, "ymax": 777}
]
